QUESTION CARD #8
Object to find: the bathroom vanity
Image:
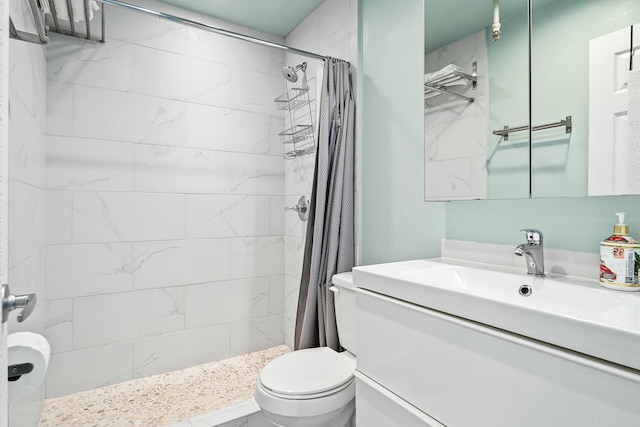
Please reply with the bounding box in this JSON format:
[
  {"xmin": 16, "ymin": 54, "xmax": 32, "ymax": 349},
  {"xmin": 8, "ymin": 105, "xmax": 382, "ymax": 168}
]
[{"xmin": 352, "ymin": 259, "xmax": 640, "ymax": 426}]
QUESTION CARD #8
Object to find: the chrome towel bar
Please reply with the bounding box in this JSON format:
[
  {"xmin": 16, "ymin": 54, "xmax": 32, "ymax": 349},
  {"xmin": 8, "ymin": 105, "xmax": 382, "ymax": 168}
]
[{"xmin": 493, "ymin": 116, "xmax": 572, "ymax": 141}]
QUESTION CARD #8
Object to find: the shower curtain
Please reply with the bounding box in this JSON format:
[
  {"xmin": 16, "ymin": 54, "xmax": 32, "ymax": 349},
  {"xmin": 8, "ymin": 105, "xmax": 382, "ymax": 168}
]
[{"xmin": 294, "ymin": 59, "xmax": 355, "ymax": 351}]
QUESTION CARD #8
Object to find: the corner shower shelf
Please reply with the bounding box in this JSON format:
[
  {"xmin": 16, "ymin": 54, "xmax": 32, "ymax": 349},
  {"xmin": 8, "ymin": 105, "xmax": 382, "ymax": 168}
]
[
  {"xmin": 424, "ymin": 62, "xmax": 477, "ymax": 103},
  {"xmin": 275, "ymin": 88, "xmax": 310, "ymax": 111}
]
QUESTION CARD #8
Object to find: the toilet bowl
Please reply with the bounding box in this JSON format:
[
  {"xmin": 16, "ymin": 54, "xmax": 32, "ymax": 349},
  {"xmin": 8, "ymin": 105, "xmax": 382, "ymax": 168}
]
[
  {"xmin": 255, "ymin": 347, "xmax": 356, "ymax": 427},
  {"xmin": 254, "ymin": 272, "xmax": 356, "ymax": 427}
]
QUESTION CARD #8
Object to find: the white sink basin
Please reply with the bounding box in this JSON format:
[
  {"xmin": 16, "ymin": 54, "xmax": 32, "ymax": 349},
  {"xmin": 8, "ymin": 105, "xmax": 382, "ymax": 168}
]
[{"xmin": 353, "ymin": 258, "xmax": 640, "ymax": 371}]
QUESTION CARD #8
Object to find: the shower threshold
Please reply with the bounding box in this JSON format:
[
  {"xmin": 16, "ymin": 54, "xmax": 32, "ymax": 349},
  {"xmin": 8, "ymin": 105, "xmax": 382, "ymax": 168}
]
[{"xmin": 39, "ymin": 345, "xmax": 290, "ymax": 427}]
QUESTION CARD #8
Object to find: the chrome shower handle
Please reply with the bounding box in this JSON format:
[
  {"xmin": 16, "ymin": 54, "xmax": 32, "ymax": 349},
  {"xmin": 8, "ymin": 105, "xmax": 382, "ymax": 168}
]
[
  {"xmin": 1, "ymin": 284, "xmax": 37, "ymax": 324},
  {"xmin": 285, "ymin": 205, "xmax": 306, "ymax": 213},
  {"xmin": 285, "ymin": 196, "xmax": 309, "ymax": 221}
]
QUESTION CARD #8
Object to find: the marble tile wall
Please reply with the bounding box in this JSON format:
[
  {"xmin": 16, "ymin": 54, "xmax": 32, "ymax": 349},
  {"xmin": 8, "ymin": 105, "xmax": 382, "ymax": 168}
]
[
  {"xmin": 44, "ymin": 0, "xmax": 287, "ymax": 397},
  {"xmin": 282, "ymin": 0, "xmax": 359, "ymax": 349},
  {"xmin": 7, "ymin": 0, "xmax": 48, "ymax": 424},
  {"xmin": 424, "ymin": 30, "xmax": 488, "ymax": 201}
]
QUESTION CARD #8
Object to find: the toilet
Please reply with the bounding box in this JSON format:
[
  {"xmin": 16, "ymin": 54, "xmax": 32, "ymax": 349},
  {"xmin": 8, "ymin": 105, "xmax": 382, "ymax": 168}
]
[{"xmin": 254, "ymin": 272, "xmax": 356, "ymax": 427}]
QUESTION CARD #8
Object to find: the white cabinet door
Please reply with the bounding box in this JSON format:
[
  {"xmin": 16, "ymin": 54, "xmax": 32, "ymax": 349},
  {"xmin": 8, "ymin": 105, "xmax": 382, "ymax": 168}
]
[
  {"xmin": 356, "ymin": 289, "xmax": 640, "ymax": 427},
  {"xmin": 588, "ymin": 24, "xmax": 640, "ymax": 195},
  {"xmin": 355, "ymin": 373, "xmax": 445, "ymax": 427}
]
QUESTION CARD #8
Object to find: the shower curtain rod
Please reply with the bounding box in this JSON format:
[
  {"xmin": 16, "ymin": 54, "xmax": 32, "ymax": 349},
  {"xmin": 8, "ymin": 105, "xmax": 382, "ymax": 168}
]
[{"xmin": 98, "ymin": 0, "xmax": 329, "ymax": 61}]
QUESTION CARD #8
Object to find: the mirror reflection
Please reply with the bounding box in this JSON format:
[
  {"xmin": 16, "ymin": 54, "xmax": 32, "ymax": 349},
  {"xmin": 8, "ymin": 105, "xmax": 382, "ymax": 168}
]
[
  {"xmin": 531, "ymin": 0, "xmax": 640, "ymax": 197},
  {"xmin": 424, "ymin": 0, "xmax": 529, "ymax": 201},
  {"xmin": 424, "ymin": 0, "xmax": 640, "ymax": 201}
]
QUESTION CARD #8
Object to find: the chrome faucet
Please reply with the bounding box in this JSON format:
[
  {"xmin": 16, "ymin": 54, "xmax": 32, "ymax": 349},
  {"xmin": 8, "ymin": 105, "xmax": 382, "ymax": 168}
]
[{"xmin": 514, "ymin": 229, "xmax": 545, "ymax": 277}]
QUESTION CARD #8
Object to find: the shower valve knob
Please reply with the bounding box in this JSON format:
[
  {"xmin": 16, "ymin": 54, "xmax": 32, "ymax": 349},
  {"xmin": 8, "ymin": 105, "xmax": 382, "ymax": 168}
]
[{"xmin": 285, "ymin": 196, "xmax": 310, "ymax": 222}]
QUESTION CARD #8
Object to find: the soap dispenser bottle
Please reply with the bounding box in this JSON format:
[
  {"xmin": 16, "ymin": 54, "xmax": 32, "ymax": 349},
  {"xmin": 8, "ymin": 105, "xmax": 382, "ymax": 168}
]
[{"xmin": 600, "ymin": 212, "xmax": 640, "ymax": 291}]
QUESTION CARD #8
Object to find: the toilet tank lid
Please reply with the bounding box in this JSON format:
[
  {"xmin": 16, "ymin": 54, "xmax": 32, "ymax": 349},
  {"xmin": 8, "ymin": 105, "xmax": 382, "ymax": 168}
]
[
  {"xmin": 259, "ymin": 347, "xmax": 355, "ymax": 396},
  {"xmin": 332, "ymin": 272, "xmax": 354, "ymax": 290}
]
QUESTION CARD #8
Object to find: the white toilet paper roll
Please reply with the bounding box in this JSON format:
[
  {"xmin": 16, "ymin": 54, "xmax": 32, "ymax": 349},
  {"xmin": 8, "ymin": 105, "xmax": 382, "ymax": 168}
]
[{"xmin": 8, "ymin": 332, "xmax": 50, "ymax": 402}]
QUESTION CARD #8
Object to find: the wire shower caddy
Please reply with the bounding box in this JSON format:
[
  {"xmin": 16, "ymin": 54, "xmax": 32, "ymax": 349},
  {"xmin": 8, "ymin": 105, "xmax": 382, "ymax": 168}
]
[{"xmin": 275, "ymin": 64, "xmax": 316, "ymax": 159}]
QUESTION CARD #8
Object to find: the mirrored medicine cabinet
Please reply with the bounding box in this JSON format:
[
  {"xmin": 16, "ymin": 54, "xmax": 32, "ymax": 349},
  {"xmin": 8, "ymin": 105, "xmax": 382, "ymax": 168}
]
[{"xmin": 423, "ymin": 0, "xmax": 640, "ymax": 201}]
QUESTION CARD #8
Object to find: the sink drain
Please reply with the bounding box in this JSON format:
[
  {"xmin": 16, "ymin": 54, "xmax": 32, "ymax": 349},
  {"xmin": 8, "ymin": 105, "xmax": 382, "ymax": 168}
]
[{"xmin": 519, "ymin": 284, "xmax": 532, "ymax": 297}]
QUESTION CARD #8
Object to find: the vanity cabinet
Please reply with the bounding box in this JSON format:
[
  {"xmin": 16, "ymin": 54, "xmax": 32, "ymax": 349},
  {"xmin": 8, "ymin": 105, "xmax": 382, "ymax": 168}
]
[{"xmin": 355, "ymin": 288, "xmax": 640, "ymax": 427}]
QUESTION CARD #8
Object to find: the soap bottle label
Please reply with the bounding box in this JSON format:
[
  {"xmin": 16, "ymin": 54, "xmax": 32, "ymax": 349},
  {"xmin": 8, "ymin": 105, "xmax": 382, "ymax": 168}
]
[{"xmin": 600, "ymin": 244, "xmax": 640, "ymax": 289}]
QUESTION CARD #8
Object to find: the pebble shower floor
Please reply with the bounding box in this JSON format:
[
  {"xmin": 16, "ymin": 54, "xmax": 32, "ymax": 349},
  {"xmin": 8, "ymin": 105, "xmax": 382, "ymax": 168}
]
[{"xmin": 38, "ymin": 345, "xmax": 289, "ymax": 426}]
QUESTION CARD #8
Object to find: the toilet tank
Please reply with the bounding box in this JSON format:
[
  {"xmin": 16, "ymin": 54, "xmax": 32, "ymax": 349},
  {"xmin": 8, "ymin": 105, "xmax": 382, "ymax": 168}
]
[{"xmin": 331, "ymin": 272, "xmax": 356, "ymax": 355}]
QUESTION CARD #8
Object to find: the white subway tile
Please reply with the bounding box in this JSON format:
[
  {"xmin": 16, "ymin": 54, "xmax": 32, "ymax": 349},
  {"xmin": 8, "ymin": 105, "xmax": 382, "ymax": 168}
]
[
  {"xmin": 270, "ymin": 116, "xmax": 285, "ymax": 157},
  {"xmin": 133, "ymin": 239, "xmax": 230, "ymax": 290},
  {"xmin": 437, "ymin": 116, "xmax": 486, "ymax": 161},
  {"xmin": 227, "ymin": 110, "xmax": 272, "ymax": 154},
  {"xmin": 270, "ymin": 46, "xmax": 285, "ymax": 78},
  {"xmin": 134, "ymin": 46, "xmax": 232, "ymax": 106},
  {"xmin": 185, "ymin": 103, "xmax": 232, "ymax": 150},
  {"xmin": 229, "ymin": 315, "xmax": 284, "ymax": 356},
  {"xmin": 230, "ymin": 69, "xmax": 282, "ymax": 116},
  {"xmin": 185, "ymin": 28, "xmax": 270, "ymax": 74},
  {"xmin": 269, "ymin": 275, "xmax": 285, "ymax": 316},
  {"xmin": 46, "ymin": 191, "xmax": 73, "ymax": 245},
  {"xmin": 46, "ymin": 136, "xmax": 134, "ymax": 191},
  {"xmin": 107, "ymin": 4, "xmax": 186, "ymax": 54},
  {"xmin": 46, "ymin": 37, "xmax": 134, "ymax": 91},
  {"xmin": 9, "ymin": 38, "xmax": 46, "ymax": 126},
  {"xmin": 229, "ymin": 153, "xmax": 284, "ymax": 195},
  {"xmin": 133, "ymin": 145, "xmax": 229, "ymax": 194},
  {"xmin": 184, "ymin": 278, "xmax": 270, "ymax": 329},
  {"xmin": 133, "ymin": 325, "xmax": 230, "ymax": 378},
  {"xmin": 9, "ymin": 93, "xmax": 46, "ymax": 187},
  {"xmin": 270, "ymin": 196, "xmax": 285, "ymax": 236},
  {"xmin": 44, "ymin": 299, "xmax": 73, "ymax": 354},
  {"xmin": 72, "ymin": 192, "xmax": 185, "ymax": 243},
  {"xmin": 73, "ymin": 287, "xmax": 185, "ymax": 349},
  {"xmin": 46, "ymin": 243, "xmax": 134, "ymax": 299},
  {"xmin": 73, "ymin": 85, "xmax": 186, "ymax": 145},
  {"xmin": 424, "ymin": 158, "xmax": 474, "ymax": 199},
  {"xmin": 9, "ymin": 181, "xmax": 45, "ymax": 268},
  {"xmin": 230, "ymin": 236, "xmax": 284, "ymax": 279},
  {"xmin": 284, "ymin": 235, "xmax": 305, "ymax": 279},
  {"xmin": 46, "ymin": 81, "xmax": 73, "ymax": 137},
  {"xmin": 185, "ymin": 195, "xmax": 271, "ymax": 238},
  {"xmin": 185, "ymin": 105, "xmax": 272, "ymax": 154},
  {"xmin": 46, "ymin": 342, "xmax": 133, "ymax": 397}
]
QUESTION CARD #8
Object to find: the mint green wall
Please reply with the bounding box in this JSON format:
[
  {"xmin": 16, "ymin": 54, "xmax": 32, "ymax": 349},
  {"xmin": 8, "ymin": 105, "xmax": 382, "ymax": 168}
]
[
  {"xmin": 358, "ymin": 0, "xmax": 445, "ymax": 265},
  {"xmin": 358, "ymin": 0, "xmax": 640, "ymax": 261},
  {"xmin": 446, "ymin": 196, "xmax": 640, "ymax": 253}
]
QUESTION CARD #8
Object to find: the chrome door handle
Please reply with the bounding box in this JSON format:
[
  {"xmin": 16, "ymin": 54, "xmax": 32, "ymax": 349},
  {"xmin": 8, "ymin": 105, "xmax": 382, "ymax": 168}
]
[{"xmin": 1, "ymin": 284, "xmax": 37, "ymax": 324}]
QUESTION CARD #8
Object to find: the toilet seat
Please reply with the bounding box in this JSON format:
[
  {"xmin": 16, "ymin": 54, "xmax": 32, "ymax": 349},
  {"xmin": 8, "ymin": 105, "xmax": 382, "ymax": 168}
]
[{"xmin": 258, "ymin": 347, "xmax": 356, "ymax": 400}]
